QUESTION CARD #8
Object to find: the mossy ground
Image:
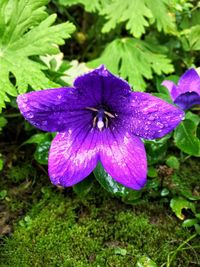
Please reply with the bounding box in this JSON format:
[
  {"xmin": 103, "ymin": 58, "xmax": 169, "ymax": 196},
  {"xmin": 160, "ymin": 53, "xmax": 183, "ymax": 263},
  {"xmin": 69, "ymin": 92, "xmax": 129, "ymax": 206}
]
[
  {"xmin": 0, "ymin": 129, "xmax": 199, "ymax": 267},
  {"xmin": 0, "ymin": 157, "xmax": 200, "ymax": 267}
]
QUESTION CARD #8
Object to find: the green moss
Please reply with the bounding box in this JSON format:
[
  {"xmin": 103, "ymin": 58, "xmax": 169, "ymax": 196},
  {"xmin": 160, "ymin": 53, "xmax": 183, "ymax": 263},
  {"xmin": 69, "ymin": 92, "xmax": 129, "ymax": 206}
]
[
  {"xmin": 1, "ymin": 185, "xmax": 199, "ymax": 267},
  {"xmin": 7, "ymin": 163, "xmax": 36, "ymax": 183}
]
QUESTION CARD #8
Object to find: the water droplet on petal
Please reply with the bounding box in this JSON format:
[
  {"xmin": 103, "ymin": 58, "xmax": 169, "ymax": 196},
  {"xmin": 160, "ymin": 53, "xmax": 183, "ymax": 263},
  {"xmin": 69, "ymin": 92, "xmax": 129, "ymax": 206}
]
[
  {"xmin": 21, "ymin": 95, "xmax": 28, "ymax": 102},
  {"xmin": 157, "ymin": 122, "xmax": 164, "ymax": 128},
  {"xmin": 149, "ymin": 115, "xmax": 155, "ymax": 121},
  {"xmin": 27, "ymin": 112, "xmax": 34, "ymax": 118}
]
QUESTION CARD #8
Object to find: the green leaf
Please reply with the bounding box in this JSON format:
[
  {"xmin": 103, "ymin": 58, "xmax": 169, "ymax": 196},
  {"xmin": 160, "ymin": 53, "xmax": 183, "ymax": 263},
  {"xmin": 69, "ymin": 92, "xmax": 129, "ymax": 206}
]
[
  {"xmin": 0, "ymin": 189, "xmax": 7, "ymax": 200},
  {"xmin": 0, "ymin": 0, "xmax": 75, "ymax": 112},
  {"xmin": 34, "ymin": 140, "xmax": 51, "ymax": 165},
  {"xmin": 145, "ymin": 0, "xmax": 176, "ymax": 34},
  {"xmin": 0, "ymin": 116, "xmax": 7, "ymax": 129},
  {"xmin": 136, "ymin": 256, "xmax": 158, "ymax": 267},
  {"xmin": 93, "ymin": 163, "xmax": 130, "ymax": 196},
  {"xmin": 160, "ymin": 188, "xmax": 170, "ymax": 197},
  {"xmin": 88, "ymin": 38, "xmax": 173, "ymax": 91},
  {"xmin": 185, "ymin": 112, "xmax": 200, "ymax": 126},
  {"xmin": 23, "ymin": 133, "xmax": 52, "ymax": 145},
  {"xmin": 93, "ymin": 163, "xmax": 142, "ymax": 202},
  {"xmin": 101, "ymin": 0, "xmax": 152, "ymax": 37},
  {"xmin": 58, "ymin": 0, "xmax": 110, "ymax": 12},
  {"xmin": 174, "ymin": 119, "xmax": 200, "ymax": 157},
  {"xmin": 0, "ymin": 158, "xmax": 3, "ymax": 171},
  {"xmin": 114, "ymin": 248, "xmax": 127, "ymax": 256},
  {"xmin": 182, "ymin": 219, "xmax": 198, "ymax": 228},
  {"xmin": 147, "ymin": 167, "xmax": 158, "ymax": 178},
  {"xmin": 170, "ymin": 197, "xmax": 196, "ymax": 220},
  {"xmin": 194, "ymin": 224, "xmax": 200, "ymax": 235},
  {"xmin": 188, "ymin": 25, "xmax": 200, "ymax": 50},
  {"xmin": 145, "ymin": 134, "xmax": 171, "ymax": 164},
  {"xmin": 73, "ymin": 177, "xmax": 93, "ymax": 197},
  {"xmin": 101, "ymin": 0, "xmax": 175, "ymax": 37},
  {"xmin": 166, "ymin": 156, "xmax": 180, "ymax": 170}
]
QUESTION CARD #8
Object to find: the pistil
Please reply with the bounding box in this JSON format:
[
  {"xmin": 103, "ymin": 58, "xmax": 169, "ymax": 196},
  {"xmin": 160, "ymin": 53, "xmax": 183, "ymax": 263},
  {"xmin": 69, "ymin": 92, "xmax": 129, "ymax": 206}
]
[{"xmin": 86, "ymin": 107, "xmax": 115, "ymax": 131}]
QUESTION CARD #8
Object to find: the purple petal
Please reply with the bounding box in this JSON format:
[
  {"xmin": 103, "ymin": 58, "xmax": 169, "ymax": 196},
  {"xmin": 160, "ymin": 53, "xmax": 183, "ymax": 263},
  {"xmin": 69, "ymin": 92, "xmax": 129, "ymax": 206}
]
[
  {"xmin": 17, "ymin": 87, "xmax": 92, "ymax": 132},
  {"xmin": 122, "ymin": 92, "xmax": 184, "ymax": 140},
  {"xmin": 74, "ymin": 65, "xmax": 131, "ymax": 108},
  {"xmin": 178, "ymin": 68, "xmax": 200, "ymax": 95},
  {"xmin": 174, "ymin": 92, "xmax": 200, "ymax": 110},
  {"xmin": 100, "ymin": 130, "xmax": 147, "ymax": 190},
  {"xmin": 48, "ymin": 127, "xmax": 100, "ymax": 187},
  {"xmin": 161, "ymin": 80, "xmax": 178, "ymax": 100}
]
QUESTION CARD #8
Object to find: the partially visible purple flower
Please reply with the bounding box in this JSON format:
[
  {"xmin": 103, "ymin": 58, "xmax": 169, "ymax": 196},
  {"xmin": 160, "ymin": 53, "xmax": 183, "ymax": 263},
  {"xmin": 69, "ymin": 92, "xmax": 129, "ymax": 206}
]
[
  {"xmin": 162, "ymin": 68, "xmax": 200, "ymax": 110},
  {"xmin": 17, "ymin": 66, "xmax": 184, "ymax": 190}
]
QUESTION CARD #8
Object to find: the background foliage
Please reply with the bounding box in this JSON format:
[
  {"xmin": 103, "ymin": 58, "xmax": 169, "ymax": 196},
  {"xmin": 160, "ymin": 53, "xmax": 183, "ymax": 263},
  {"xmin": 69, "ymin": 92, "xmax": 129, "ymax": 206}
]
[{"xmin": 0, "ymin": 0, "xmax": 200, "ymax": 266}]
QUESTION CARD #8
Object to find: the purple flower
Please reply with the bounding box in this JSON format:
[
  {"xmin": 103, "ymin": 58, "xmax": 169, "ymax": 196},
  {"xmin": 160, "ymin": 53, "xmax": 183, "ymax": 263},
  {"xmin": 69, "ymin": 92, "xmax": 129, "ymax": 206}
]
[
  {"xmin": 162, "ymin": 68, "xmax": 200, "ymax": 110},
  {"xmin": 17, "ymin": 66, "xmax": 184, "ymax": 190}
]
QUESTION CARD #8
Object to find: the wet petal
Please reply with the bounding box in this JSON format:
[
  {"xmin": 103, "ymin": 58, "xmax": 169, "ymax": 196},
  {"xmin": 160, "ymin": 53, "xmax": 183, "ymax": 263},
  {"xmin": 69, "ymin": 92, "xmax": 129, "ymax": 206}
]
[
  {"xmin": 74, "ymin": 65, "xmax": 131, "ymax": 108},
  {"xmin": 123, "ymin": 92, "xmax": 184, "ymax": 140},
  {"xmin": 48, "ymin": 126, "xmax": 100, "ymax": 187},
  {"xmin": 174, "ymin": 92, "xmax": 200, "ymax": 110},
  {"xmin": 161, "ymin": 80, "xmax": 178, "ymax": 100},
  {"xmin": 17, "ymin": 87, "xmax": 92, "ymax": 132},
  {"xmin": 100, "ymin": 130, "xmax": 147, "ymax": 190},
  {"xmin": 178, "ymin": 68, "xmax": 200, "ymax": 95}
]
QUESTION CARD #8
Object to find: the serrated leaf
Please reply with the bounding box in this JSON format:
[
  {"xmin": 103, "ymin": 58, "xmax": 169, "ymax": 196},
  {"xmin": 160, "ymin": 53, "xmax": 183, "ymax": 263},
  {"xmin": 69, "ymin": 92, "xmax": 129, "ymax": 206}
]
[
  {"xmin": 58, "ymin": 0, "xmax": 110, "ymax": 12},
  {"xmin": 88, "ymin": 38, "xmax": 173, "ymax": 91},
  {"xmin": 170, "ymin": 197, "xmax": 196, "ymax": 220},
  {"xmin": 0, "ymin": 0, "xmax": 75, "ymax": 112},
  {"xmin": 145, "ymin": 0, "xmax": 176, "ymax": 34},
  {"xmin": 188, "ymin": 25, "xmax": 200, "ymax": 50},
  {"xmin": 101, "ymin": 0, "xmax": 152, "ymax": 38},
  {"xmin": 101, "ymin": 0, "xmax": 176, "ymax": 37},
  {"xmin": 174, "ymin": 119, "xmax": 200, "ymax": 157}
]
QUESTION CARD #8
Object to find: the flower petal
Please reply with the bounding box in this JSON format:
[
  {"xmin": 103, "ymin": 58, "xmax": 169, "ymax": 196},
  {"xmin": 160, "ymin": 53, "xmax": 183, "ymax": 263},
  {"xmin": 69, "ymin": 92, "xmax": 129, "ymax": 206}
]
[
  {"xmin": 178, "ymin": 68, "xmax": 200, "ymax": 95},
  {"xmin": 74, "ymin": 65, "xmax": 131, "ymax": 108},
  {"xmin": 161, "ymin": 80, "xmax": 178, "ymax": 100},
  {"xmin": 122, "ymin": 92, "xmax": 184, "ymax": 140},
  {"xmin": 17, "ymin": 87, "xmax": 92, "ymax": 132},
  {"xmin": 99, "ymin": 130, "xmax": 147, "ymax": 190},
  {"xmin": 48, "ymin": 127, "xmax": 100, "ymax": 187},
  {"xmin": 174, "ymin": 92, "xmax": 200, "ymax": 110}
]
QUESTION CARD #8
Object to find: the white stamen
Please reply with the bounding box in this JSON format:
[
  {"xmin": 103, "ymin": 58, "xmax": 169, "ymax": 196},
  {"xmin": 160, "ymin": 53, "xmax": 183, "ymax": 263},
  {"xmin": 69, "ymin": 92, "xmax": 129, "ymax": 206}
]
[{"xmin": 97, "ymin": 120, "xmax": 104, "ymax": 130}]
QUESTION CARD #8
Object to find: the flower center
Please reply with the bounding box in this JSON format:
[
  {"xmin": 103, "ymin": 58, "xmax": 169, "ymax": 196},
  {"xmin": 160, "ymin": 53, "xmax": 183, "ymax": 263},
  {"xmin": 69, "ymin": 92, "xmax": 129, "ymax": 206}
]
[{"xmin": 86, "ymin": 107, "xmax": 115, "ymax": 131}]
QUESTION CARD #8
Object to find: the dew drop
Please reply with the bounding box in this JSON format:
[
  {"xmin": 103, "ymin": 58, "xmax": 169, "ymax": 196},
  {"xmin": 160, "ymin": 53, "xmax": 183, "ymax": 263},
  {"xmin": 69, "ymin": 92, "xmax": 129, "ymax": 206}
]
[
  {"xmin": 21, "ymin": 95, "xmax": 28, "ymax": 102},
  {"xmin": 27, "ymin": 112, "xmax": 34, "ymax": 118},
  {"xmin": 148, "ymin": 115, "xmax": 155, "ymax": 121},
  {"xmin": 57, "ymin": 95, "xmax": 62, "ymax": 100},
  {"xmin": 156, "ymin": 122, "xmax": 164, "ymax": 128}
]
